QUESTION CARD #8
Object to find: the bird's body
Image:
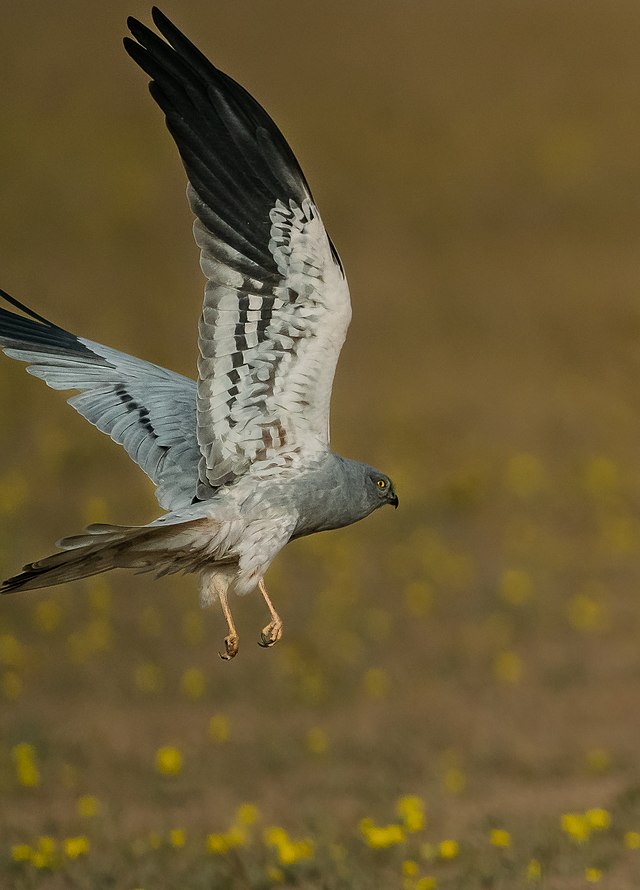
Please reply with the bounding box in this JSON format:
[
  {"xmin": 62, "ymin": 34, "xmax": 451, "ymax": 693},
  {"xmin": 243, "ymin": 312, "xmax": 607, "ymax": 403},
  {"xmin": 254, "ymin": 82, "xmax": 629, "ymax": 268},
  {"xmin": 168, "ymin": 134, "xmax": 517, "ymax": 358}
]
[{"xmin": 0, "ymin": 8, "xmax": 397, "ymax": 656}]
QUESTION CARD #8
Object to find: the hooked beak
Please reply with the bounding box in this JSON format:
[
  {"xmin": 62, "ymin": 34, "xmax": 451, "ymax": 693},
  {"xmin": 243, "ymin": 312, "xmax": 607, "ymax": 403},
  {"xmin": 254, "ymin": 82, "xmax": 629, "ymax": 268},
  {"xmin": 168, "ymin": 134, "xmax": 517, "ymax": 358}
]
[{"xmin": 390, "ymin": 493, "xmax": 399, "ymax": 509}]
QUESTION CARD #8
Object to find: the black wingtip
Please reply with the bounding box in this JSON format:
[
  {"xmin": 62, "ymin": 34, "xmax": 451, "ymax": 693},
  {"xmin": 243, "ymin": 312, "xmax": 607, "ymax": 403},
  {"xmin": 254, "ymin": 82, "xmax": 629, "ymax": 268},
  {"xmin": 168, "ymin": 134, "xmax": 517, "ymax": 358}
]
[{"xmin": 0, "ymin": 287, "xmax": 57, "ymax": 328}]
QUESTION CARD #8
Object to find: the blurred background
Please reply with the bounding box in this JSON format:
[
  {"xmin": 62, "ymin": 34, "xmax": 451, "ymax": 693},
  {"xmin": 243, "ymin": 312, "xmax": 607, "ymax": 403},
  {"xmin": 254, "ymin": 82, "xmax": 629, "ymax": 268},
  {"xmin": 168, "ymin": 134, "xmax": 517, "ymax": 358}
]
[{"xmin": 2, "ymin": 1, "xmax": 640, "ymax": 887}]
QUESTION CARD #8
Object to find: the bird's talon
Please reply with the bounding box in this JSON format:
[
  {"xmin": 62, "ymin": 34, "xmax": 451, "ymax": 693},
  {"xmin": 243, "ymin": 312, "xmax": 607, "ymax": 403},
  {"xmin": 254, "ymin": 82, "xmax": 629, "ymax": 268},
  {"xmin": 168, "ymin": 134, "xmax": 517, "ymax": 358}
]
[
  {"xmin": 258, "ymin": 620, "xmax": 282, "ymax": 649},
  {"xmin": 219, "ymin": 633, "xmax": 239, "ymax": 660}
]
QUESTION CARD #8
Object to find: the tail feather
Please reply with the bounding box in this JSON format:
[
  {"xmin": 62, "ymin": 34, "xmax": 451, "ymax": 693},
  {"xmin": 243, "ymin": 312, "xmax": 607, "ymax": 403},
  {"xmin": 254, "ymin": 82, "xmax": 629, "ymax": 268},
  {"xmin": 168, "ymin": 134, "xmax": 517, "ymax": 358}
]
[{"xmin": 1, "ymin": 517, "xmax": 236, "ymax": 594}]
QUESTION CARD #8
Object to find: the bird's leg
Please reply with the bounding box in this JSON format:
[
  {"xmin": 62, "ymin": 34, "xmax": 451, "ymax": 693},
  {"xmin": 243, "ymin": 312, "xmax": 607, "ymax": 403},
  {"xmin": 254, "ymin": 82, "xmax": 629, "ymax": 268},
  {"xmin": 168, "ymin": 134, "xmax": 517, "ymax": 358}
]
[
  {"xmin": 217, "ymin": 585, "xmax": 239, "ymax": 661},
  {"xmin": 257, "ymin": 577, "xmax": 283, "ymax": 649}
]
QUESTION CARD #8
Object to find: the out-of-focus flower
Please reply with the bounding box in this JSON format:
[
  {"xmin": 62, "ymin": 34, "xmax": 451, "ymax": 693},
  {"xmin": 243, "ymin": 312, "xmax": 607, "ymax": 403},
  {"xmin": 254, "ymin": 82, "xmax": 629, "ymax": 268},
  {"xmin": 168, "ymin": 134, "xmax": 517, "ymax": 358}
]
[
  {"xmin": 489, "ymin": 829, "xmax": 511, "ymax": 847},
  {"xmin": 2, "ymin": 670, "xmax": 23, "ymax": 700},
  {"xmin": 0, "ymin": 634, "xmax": 27, "ymax": 667},
  {"xmin": 264, "ymin": 826, "xmax": 314, "ymax": 865},
  {"xmin": 585, "ymin": 867, "xmax": 602, "ymax": 883},
  {"xmin": 359, "ymin": 818, "xmax": 405, "ymax": 849},
  {"xmin": 585, "ymin": 808, "xmax": 611, "ymax": 831},
  {"xmin": 155, "ymin": 745, "xmax": 182, "ymax": 776},
  {"xmin": 493, "ymin": 650, "xmax": 523, "ymax": 684},
  {"xmin": 438, "ymin": 840, "xmax": 459, "ymax": 860},
  {"xmin": 404, "ymin": 581, "xmax": 433, "ymax": 617},
  {"xmin": 169, "ymin": 828, "xmax": 186, "ymax": 848},
  {"xmin": 396, "ymin": 796, "xmax": 425, "ymax": 833},
  {"xmin": 306, "ymin": 726, "xmax": 328, "ymax": 755},
  {"xmin": 209, "ymin": 713, "xmax": 230, "ymax": 743},
  {"xmin": 64, "ymin": 836, "xmax": 89, "ymax": 859},
  {"xmin": 236, "ymin": 803, "xmax": 259, "ymax": 826},
  {"xmin": 500, "ymin": 569, "xmax": 533, "ymax": 605},
  {"xmin": 624, "ymin": 831, "xmax": 640, "ymax": 849},
  {"xmin": 585, "ymin": 748, "xmax": 610, "ymax": 774},
  {"xmin": 181, "ymin": 667, "xmax": 205, "ymax": 699},
  {"xmin": 77, "ymin": 794, "xmax": 102, "ymax": 817},
  {"xmin": 12, "ymin": 742, "xmax": 40, "ymax": 787},
  {"xmin": 526, "ymin": 859, "xmax": 542, "ymax": 881},
  {"xmin": 561, "ymin": 813, "xmax": 590, "ymax": 844},
  {"xmin": 33, "ymin": 599, "xmax": 62, "ymax": 633}
]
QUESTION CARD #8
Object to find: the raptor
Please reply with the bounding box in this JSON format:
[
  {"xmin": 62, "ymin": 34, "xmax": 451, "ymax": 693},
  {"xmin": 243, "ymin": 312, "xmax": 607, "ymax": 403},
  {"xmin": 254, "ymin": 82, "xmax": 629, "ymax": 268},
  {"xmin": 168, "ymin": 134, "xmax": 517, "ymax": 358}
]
[{"xmin": 0, "ymin": 8, "xmax": 398, "ymax": 659}]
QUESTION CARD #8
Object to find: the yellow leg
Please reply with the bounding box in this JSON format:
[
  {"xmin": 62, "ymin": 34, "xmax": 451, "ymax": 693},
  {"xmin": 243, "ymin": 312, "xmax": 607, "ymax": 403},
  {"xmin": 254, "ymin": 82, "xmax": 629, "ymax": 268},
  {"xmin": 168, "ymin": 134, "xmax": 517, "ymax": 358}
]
[
  {"xmin": 218, "ymin": 584, "xmax": 239, "ymax": 660},
  {"xmin": 257, "ymin": 577, "xmax": 283, "ymax": 649}
]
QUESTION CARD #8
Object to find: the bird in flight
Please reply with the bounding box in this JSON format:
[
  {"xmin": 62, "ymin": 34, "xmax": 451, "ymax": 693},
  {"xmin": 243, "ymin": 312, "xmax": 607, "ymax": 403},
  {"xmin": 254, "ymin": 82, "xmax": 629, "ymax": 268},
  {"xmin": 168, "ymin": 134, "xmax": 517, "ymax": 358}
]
[{"xmin": 0, "ymin": 8, "xmax": 398, "ymax": 659}]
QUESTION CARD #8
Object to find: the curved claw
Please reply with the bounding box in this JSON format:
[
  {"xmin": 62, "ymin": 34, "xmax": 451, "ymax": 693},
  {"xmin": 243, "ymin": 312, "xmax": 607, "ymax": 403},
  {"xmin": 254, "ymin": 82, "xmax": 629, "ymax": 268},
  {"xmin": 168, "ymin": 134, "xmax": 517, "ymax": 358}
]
[
  {"xmin": 219, "ymin": 632, "xmax": 239, "ymax": 660},
  {"xmin": 258, "ymin": 619, "xmax": 283, "ymax": 649}
]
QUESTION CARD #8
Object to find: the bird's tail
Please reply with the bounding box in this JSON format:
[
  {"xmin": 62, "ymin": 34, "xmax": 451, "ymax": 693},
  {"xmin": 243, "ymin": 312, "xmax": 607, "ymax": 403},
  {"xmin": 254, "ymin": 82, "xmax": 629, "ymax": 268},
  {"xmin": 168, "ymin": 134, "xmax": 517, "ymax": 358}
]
[{"xmin": 1, "ymin": 517, "xmax": 232, "ymax": 594}]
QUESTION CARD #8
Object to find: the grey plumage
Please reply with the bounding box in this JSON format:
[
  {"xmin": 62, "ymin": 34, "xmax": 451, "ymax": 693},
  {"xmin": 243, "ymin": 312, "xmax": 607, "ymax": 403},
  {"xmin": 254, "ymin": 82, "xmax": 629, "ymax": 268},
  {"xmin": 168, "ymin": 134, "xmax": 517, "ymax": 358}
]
[{"xmin": 0, "ymin": 9, "xmax": 397, "ymax": 651}]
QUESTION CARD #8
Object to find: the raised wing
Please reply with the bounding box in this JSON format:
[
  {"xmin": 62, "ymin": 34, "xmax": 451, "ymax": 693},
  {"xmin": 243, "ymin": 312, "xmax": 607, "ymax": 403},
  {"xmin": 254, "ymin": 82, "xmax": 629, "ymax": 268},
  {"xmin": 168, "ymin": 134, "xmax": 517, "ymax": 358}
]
[
  {"xmin": 125, "ymin": 8, "xmax": 351, "ymax": 492},
  {"xmin": 0, "ymin": 290, "xmax": 199, "ymax": 511}
]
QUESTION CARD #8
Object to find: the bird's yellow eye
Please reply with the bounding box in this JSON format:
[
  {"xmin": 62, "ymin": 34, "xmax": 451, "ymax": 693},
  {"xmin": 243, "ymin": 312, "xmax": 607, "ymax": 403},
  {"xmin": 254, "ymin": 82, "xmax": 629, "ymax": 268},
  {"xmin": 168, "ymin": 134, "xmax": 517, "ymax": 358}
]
[{"xmin": 377, "ymin": 479, "xmax": 387, "ymax": 489}]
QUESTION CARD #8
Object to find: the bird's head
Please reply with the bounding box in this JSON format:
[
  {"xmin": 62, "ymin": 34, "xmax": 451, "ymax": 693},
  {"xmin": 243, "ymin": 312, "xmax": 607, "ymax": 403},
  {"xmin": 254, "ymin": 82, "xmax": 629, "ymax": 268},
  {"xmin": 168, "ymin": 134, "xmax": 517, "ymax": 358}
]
[{"xmin": 365, "ymin": 468, "xmax": 399, "ymax": 510}]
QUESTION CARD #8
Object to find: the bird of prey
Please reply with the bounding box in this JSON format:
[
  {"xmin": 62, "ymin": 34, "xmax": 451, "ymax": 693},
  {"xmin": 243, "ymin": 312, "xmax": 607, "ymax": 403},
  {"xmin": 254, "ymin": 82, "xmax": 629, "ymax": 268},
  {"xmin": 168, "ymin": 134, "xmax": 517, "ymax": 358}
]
[{"xmin": 0, "ymin": 8, "xmax": 398, "ymax": 659}]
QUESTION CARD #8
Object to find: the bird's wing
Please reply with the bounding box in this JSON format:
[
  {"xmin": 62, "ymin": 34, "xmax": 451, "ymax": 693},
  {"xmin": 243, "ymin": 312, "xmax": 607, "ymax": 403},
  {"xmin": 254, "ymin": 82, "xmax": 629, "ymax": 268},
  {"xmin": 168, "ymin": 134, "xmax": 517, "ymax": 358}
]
[
  {"xmin": 0, "ymin": 290, "xmax": 199, "ymax": 511},
  {"xmin": 125, "ymin": 8, "xmax": 351, "ymax": 492}
]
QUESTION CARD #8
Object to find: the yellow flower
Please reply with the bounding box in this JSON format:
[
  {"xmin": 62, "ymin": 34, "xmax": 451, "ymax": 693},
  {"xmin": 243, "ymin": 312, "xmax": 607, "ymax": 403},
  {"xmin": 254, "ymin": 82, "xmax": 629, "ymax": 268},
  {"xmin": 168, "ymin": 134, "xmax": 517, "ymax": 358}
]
[
  {"xmin": 585, "ymin": 748, "xmax": 610, "ymax": 774},
  {"xmin": 402, "ymin": 859, "xmax": 419, "ymax": 876},
  {"xmin": 266, "ymin": 865, "xmax": 285, "ymax": 883},
  {"xmin": 155, "ymin": 745, "xmax": 182, "ymax": 776},
  {"xmin": 0, "ymin": 634, "xmax": 27, "ymax": 667},
  {"xmin": 11, "ymin": 843, "xmax": 33, "ymax": 862},
  {"xmin": 209, "ymin": 713, "xmax": 230, "ymax": 743},
  {"xmin": 169, "ymin": 829, "xmax": 186, "ymax": 848},
  {"xmin": 33, "ymin": 599, "xmax": 62, "ymax": 633},
  {"xmin": 526, "ymin": 859, "xmax": 542, "ymax": 881},
  {"xmin": 567, "ymin": 589, "xmax": 609, "ymax": 633},
  {"xmin": 416, "ymin": 879, "xmax": 437, "ymax": 890},
  {"xmin": 363, "ymin": 667, "xmax": 390, "ymax": 700},
  {"xmin": 442, "ymin": 767, "xmax": 466, "ymax": 795},
  {"xmin": 404, "ymin": 581, "xmax": 433, "ymax": 617},
  {"xmin": 585, "ymin": 867, "xmax": 602, "ymax": 883},
  {"xmin": 306, "ymin": 726, "xmax": 329, "ymax": 755},
  {"xmin": 493, "ymin": 650, "xmax": 523, "ymax": 684},
  {"xmin": 500, "ymin": 569, "xmax": 533, "ymax": 605},
  {"xmin": 396, "ymin": 795, "xmax": 426, "ymax": 832},
  {"xmin": 181, "ymin": 667, "xmax": 205, "ymax": 699},
  {"xmin": 438, "ymin": 839, "xmax": 459, "ymax": 860},
  {"xmin": 489, "ymin": 829, "xmax": 511, "ymax": 848},
  {"xmin": 77, "ymin": 794, "xmax": 101, "ymax": 817},
  {"xmin": 236, "ymin": 803, "xmax": 259, "ymax": 826},
  {"xmin": 12, "ymin": 742, "xmax": 40, "ymax": 787},
  {"xmin": 64, "ymin": 836, "xmax": 89, "ymax": 859},
  {"xmin": 206, "ymin": 833, "xmax": 229, "ymax": 854},
  {"xmin": 585, "ymin": 808, "xmax": 611, "ymax": 831},
  {"xmin": 2, "ymin": 670, "xmax": 23, "ymax": 701},
  {"xmin": 264, "ymin": 826, "xmax": 314, "ymax": 864},
  {"xmin": 625, "ymin": 831, "xmax": 640, "ymax": 849},
  {"xmin": 359, "ymin": 818, "xmax": 405, "ymax": 849},
  {"xmin": 561, "ymin": 812, "xmax": 590, "ymax": 843}
]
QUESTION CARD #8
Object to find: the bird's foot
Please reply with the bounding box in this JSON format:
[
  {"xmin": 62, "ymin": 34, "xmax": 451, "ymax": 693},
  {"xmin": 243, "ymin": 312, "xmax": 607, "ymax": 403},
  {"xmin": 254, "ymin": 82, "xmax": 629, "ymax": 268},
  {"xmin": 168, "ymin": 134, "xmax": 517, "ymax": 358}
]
[
  {"xmin": 258, "ymin": 618, "xmax": 283, "ymax": 648},
  {"xmin": 219, "ymin": 632, "xmax": 239, "ymax": 660}
]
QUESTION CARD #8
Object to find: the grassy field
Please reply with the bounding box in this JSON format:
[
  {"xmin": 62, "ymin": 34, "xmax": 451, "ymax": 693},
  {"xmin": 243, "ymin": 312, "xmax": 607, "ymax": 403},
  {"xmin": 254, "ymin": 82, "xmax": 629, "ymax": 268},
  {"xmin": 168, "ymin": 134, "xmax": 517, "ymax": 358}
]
[{"xmin": 3, "ymin": 1, "xmax": 640, "ymax": 887}]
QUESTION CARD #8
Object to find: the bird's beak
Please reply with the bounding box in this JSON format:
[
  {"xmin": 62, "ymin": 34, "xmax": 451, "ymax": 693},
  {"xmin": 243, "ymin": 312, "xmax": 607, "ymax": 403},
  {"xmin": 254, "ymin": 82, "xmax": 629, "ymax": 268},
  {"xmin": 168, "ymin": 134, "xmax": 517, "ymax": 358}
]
[{"xmin": 390, "ymin": 493, "xmax": 399, "ymax": 509}]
